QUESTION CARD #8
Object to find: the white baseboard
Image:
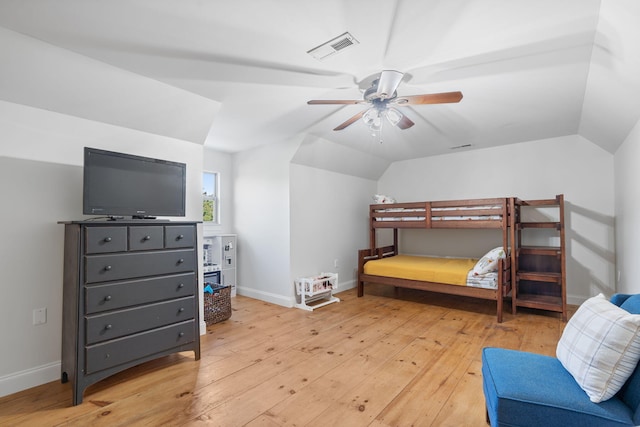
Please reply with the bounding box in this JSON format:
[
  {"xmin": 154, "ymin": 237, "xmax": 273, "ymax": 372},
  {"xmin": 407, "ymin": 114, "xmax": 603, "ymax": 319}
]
[
  {"xmin": 567, "ymin": 294, "xmax": 588, "ymax": 306},
  {"xmin": 338, "ymin": 279, "xmax": 356, "ymax": 291},
  {"xmin": 0, "ymin": 361, "xmax": 60, "ymax": 398},
  {"xmin": 236, "ymin": 279, "xmax": 356, "ymax": 308},
  {"xmin": 236, "ymin": 286, "xmax": 296, "ymax": 307}
]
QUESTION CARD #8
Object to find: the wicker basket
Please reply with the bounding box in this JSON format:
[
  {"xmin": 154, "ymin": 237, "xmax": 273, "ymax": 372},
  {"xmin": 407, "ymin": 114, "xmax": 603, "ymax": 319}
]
[{"xmin": 203, "ymin": 284, "xmax": 232, "ymax": 325}]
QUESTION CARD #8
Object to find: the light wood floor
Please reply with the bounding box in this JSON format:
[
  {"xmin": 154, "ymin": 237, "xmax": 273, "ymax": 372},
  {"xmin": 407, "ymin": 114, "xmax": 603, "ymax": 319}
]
[{"xmin": 0, "ymin": 285, "xmax": 574, "ymax": 426}]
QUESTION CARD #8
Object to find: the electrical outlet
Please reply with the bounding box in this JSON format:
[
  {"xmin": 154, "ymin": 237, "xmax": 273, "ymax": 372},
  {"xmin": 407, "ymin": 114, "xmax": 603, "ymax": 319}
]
[
  {"xmin": 33, "ymin": 307, "xmax": 47, "ymax": 326},
  {"xmin": 334, "ymin": 259, "xmax": 339, "ymax": 268}
]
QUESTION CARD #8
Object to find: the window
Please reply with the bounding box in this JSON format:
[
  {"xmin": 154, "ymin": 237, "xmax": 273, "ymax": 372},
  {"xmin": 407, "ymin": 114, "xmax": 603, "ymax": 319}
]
[{"xmin": 202, "ymin": 172, "xmax": 219, "ymax": 223}]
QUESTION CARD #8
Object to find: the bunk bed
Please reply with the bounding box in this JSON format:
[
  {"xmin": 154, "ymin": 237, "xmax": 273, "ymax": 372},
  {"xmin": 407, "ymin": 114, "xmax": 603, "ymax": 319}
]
[{"xmin": 357, "ymin": 198, "xmax": 515, "ymax": 322}]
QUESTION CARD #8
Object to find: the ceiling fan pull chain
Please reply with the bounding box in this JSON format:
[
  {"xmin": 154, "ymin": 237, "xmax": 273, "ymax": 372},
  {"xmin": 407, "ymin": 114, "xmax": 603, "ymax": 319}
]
[{"xmin": 371, "ymin": 121, "xmax": 383, "ymax": 144}]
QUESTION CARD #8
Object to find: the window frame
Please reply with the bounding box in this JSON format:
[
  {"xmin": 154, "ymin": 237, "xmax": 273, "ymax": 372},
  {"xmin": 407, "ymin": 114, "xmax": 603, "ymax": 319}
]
[{"xmin": 202, "ymin": 171, "xmax": 219, "ymax": 224}]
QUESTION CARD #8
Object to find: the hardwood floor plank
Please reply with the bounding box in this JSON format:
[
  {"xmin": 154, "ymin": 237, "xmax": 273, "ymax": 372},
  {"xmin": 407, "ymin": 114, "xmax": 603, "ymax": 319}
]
[
  {"xmin": 370, "ymin": 310, "xmax": 488, "ymax": 426},
  {"xmin": 0, "ymin": 290, "xmax": 574, "ymax": 427},
  {"xmin": 243, "ymin": 301, "xmax": 441, "ymax": 426},
  {"xmin": 186, "ymin": 296, "xmax": 430, "ymax": 426},
  {"xmin": 429, "ymin": 359, "xmax": 486, "ymax": 427},
  {"xmin": 248, "ymin": 332, "xmax": 418, "ymax": 427},
  {"xmin": 301, "ymin": 305, "xmax": 487, "ymax": 427}
]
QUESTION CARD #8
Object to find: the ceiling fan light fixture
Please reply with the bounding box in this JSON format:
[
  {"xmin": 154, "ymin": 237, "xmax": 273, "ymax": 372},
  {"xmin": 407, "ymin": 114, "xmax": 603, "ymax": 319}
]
[
  {"xmin": 362, "ymin": 108, "xmax": 381, "ymax": 126},
  {"xmin": 385, "ymin": 108, "xmax": 403, "ymax": 126}
]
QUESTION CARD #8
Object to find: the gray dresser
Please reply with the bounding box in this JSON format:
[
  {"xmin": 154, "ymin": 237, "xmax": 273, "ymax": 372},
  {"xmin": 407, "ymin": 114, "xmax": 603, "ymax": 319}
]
[{"xmin": 60, "ymin": 221, "xmax": 201, "ymax": 405}]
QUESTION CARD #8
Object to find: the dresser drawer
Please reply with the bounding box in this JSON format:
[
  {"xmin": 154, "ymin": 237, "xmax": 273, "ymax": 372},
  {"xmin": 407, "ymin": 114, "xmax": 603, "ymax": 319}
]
[
  {"xmin": 85, "ymin": 320, "xmax": 195, "ymax": 374},
  {"xmin": 129, "ymin": 226, "xmax": 164, "ymax": 251},
  {"xmin": 85, "ymin": 226, "xmax": 127, "ymax": 254},
  {"xmin": 85, "ymin": 249, "xmax": 195, "ymax": 283},
  {"xmin": 85, "ymin": 296, "xmax": 195, "ymax": 344},
  {"xmin": 85, "ymin": 272, "xmax": 196, "ymax": 314},
  {"xmin": 165, "ymin": 225, "xmax": 195, "ymax": 248}
]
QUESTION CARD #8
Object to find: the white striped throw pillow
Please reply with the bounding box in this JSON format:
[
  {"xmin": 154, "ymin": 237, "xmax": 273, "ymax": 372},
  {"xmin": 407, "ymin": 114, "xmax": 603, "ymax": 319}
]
[{"xmin": 556, "ymin": 293, "xmax": 640, "ymax": 403}]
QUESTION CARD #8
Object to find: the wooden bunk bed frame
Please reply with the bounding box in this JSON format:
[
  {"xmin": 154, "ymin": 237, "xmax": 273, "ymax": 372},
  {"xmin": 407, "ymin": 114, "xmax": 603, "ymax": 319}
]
[{"xmin": 357, "ymin": 197, "xmax": 516, "ymax": 323}]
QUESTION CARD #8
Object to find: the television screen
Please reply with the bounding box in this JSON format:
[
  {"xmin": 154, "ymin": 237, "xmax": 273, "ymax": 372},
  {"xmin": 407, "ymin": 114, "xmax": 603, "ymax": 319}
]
[{"xmin": 83, "ymin": 147, "xmax": 186, "ymax": 218}]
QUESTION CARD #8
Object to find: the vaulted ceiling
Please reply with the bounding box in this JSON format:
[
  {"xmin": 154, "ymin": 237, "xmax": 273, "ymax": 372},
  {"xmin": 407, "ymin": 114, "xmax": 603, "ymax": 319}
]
[{"xmin": 0, "ymin": 0, "xmax": 638, "ymax": 166}]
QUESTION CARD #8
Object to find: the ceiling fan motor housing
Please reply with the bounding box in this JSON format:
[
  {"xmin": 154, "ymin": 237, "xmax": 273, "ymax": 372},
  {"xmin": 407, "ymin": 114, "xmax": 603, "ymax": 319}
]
[{"xmin": 364, "ymin": 81, "xmax": 397, "ymax": 102}]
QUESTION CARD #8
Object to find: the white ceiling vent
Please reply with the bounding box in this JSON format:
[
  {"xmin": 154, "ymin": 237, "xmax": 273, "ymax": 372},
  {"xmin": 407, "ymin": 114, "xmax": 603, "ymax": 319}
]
[{"xmin": 307, "ymin": 32, "xmax": 359, "ymax": 60}]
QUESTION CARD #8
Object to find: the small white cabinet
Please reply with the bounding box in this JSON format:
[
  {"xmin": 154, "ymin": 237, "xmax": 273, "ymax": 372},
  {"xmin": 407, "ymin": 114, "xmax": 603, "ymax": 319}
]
[{"xmin": 203, "ymin": 234, "xmax": 237, "ymax": 296}]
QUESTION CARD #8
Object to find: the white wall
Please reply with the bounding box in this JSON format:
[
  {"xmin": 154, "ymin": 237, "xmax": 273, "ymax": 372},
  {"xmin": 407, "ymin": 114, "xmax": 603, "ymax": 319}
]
[
  {"xmin": 377, "ymin": 135, "xmax": 615, "ymax": 304},
  {"xmin": 232, "ymin": 142, "xmax": 378, "ymax": 307},
  {"xmin": 0, "ymin": 156, "xmax": 80, "ymax": 399},
  {"xmin": 203, "ymin": 148, "xmax": 234, "ymax": 235},
  {"xmin": 0, "ymin": 100, "xmax": 204, "ymax": 398},
  {"xmin": 614, "ymin": 118, "xmax": 640, "ymax": 294},
  {"xmin": 233, "ymin": 138, "xmax": 300, "ymax": 306},
  {"xmin": 290, "ymin": 164, "xmax": 377, "ymax": 296}
]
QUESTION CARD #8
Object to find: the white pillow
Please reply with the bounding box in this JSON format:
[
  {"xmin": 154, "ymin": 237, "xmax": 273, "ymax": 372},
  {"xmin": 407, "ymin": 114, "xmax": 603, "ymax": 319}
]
[
  {"xmin": 472, "ymin": 247, "xmax": 506, "ymax": 276},
  {"xmin": 372, "ymin": 194, "xmax": 396, "ymax": 204},
  {"xmin": 556, "ymin": 293, "xmax": 640, "ymax": 403}
]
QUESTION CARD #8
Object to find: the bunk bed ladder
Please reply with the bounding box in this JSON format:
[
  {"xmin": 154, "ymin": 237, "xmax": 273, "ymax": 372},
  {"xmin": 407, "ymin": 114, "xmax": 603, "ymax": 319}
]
[{"xmin": 513, "ymin": 194, "xmax": 567, "ymax": 321}]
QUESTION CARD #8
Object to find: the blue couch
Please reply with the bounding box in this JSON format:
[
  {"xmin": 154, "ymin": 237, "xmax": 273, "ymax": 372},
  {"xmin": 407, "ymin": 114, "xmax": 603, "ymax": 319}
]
[{"xmin": 482, "ymin": 294, "xmax": 640, "ymax": 427}]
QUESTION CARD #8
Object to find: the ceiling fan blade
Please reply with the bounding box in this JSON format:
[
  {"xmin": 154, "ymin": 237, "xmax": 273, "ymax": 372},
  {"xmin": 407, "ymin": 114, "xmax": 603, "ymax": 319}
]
[
  {"xmin": 396, "ymin": 114, "xmax": 415, "ymax": 130},
  {"xmin": 307, "ymin": 99, "xmax": 364, "ymax": 105},
  {"xmin": 394, "ymin": 91, "xmax": 463, "ymax": 105},
  {"xmin": 334, "ymin": 110, "xmax": 365, "ymax": 131},
  {"xmin": 374, "ymin": 70, "xmax": 404, "ymax": 99}
]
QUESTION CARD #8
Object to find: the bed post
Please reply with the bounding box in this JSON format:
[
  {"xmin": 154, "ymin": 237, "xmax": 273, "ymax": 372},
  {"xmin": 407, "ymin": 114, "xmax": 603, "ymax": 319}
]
[
  {"xmin": 393, "ymin": 228, "xmax": 398, "ymax": 254},
  {"xmin": 369, "ymin": 205, "xmax": 376, "ymax": 249},
  {"xmin": 497, "ymin": 198, "xmax": 512, "ymax": 323},
  {"xmin": 510, "ymin": 197, "xmax": 519, "ymax": 315},
  {"xmin": 502, "ymin": 198, "xmax": 509, "ymax": 256},
  {"xmin": 357, "ymin": 249, "xmax": 367, "ymax": 297},
  {"xmin": 497, "ymin": 258, "xmax": 504, "ymax": 323}
]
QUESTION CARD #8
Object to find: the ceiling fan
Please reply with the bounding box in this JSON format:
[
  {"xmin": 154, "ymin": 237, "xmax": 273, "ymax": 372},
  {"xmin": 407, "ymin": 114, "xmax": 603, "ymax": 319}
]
[{"xmin": 307, "ymin": 70, "xmax": 463, "ymax": 132}]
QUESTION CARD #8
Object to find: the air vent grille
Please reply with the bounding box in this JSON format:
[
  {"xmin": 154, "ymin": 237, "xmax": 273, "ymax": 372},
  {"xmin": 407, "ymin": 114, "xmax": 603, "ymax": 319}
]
[
  {"xmin": 331, "ymin": 38, "xmax": 354, "ymax": 51},
  {"xmin": 308, "ymin": 32, "xmax": 359, "ymax": 60}
]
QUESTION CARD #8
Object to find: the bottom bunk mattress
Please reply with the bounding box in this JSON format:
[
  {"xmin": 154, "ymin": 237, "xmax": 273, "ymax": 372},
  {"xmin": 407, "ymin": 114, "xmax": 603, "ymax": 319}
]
[{"xmin": 363, "ymin": 254, "xmax": 500, "ymax": 289}]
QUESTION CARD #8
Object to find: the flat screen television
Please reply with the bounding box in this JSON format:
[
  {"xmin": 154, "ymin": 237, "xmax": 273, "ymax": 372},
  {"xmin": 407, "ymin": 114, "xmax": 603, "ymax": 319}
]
[{"xmin": 83, "ymin": 147, "xmax": 186, "ymax": 218}]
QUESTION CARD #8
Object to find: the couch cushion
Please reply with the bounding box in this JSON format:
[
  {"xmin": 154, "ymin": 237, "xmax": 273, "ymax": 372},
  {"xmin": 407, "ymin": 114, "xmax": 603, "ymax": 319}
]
[
  {"xmin": 613, "ymin": 294, "xmax": 640, "ymax": 425},
  {"xmin": 556, "ymin": 293, "xmax": 640, "ymax": 403},
  {"xmin": 482, "ymin": 347, "xmax": 635, "ymax": 427},
  {"xmin": 620, "ymin": 294, "xmax": 640, "ymax": 315}
]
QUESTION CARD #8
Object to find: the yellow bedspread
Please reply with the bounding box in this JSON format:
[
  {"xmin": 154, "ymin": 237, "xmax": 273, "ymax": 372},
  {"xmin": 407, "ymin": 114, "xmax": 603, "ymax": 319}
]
[{"xmin": 363, "ymin": 255, "xmax": 477, "ymax": 286}]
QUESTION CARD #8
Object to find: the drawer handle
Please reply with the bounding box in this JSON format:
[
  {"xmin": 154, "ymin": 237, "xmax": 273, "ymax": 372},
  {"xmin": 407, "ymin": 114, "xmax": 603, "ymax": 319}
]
[
  {"xmin": 104, "ymin": 295, "xmax": 112, "ymax": 302},
  {"xmin": 178, "ymin": 332, "xmax": 185, "ymax": 337},
  {"xmin": 104, "ymin": 237, "xmax": 112, "ymax": 243},
  {"xmin": 104, "ymin": 265, "xmax": 112, "ymax": 272},
  {"xmin": 143, "ymin": 235, "xmax": 151, "ymax": 241},
  {"xmin": 177, "ymin": 234, "xmax": 184, "ymax": 240},
  {"xmin": 105, "ymin": 324, "xmax": 112, "ymax": 330},
  {"xmin": 178, "ymin": 307, "xmax": 185, "ymax": 313},
  {"xmin": 178, "ymin": 283, "xmax": 184, "ymax": 289},
  {"xmin": 177, "ymin": 258, "xmax": 185, "ymax": 264}
]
